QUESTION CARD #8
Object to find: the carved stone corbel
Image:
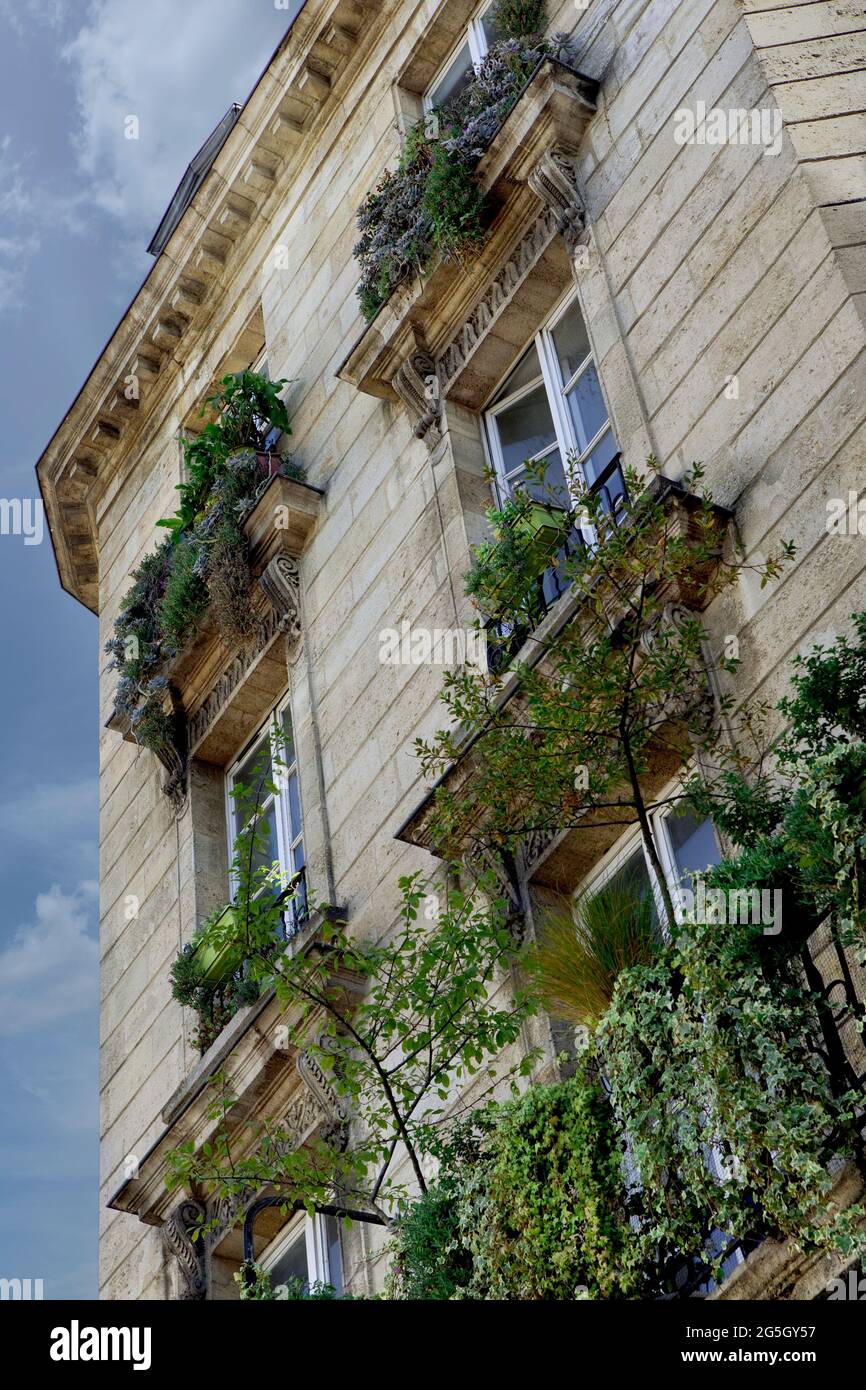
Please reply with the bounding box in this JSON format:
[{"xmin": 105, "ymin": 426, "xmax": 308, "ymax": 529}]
[
  {"xmin": 151, "ymin": 696, "xmax": 188, "ymax": 816},
  {"xmin": 391, "ymin": 351, "xmax": 442, "ymax": 450},
  {"xmin": 528, "ymin": 148, "xmax": 586, "ymax": 260},
  {"xmin": 639, "ymin": 602, "xmax": 716, "ymax": 735},
  {"xmin": 463, "ymin": 839, "xmax": 526, "ymax": 937},
  {"xmin": 163, "ymin": 1198, "xmax": 207, "ymax": 1300},
  {"xmin": 259, "ymin": 554, "xmax": 303, "ymax": 647},
  {"xmin": 297, "ymin": 1039, "xmax": 350, "ymax": 1150}
]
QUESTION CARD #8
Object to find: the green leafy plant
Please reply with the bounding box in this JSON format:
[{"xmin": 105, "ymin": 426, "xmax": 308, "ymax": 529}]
[
  {"xmin": 354, "ymin": 32, "xmax": 577, "ymax": 319},
  {"xmin": 490, "ymin": 0, "xmax": 547, "ymax": 38},
  {"xmin": 106, "ymin": 372, "xmax": 300, "ymax": 733},
  {"xmin": 600, "ymin": 915, "xmax": 866, "ymax": 1278},
  {"xmin": 235, "ymin": 1263, "xmax": 340, "ymax": 1300},
  {"xmin": 167, "ymin": 862, "xmax": 539, "ymax": 1220},
  {"xmin": 158, "ymin": 371, "xmax": 291, "ymax": 538},
  {"xmin": 529, "ymin": 879, "xmax": 659, "ymax": 1029},
  {"xmin": 420, "ymin": 459, "xmax": 794, "ymax": 937},
  {"xmin": 389, "ymin": 1057, "xmax": 640, "ymax": 1300}
]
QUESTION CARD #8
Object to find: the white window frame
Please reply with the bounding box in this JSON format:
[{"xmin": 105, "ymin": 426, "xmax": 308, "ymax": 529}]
[
  {"xmin": 225, "ymin": 694, "xmax": 305, "ymax": 900},
  {"xmin": 576, "ymin": 776, "xmax": 721, "ymax": 931},
  {"xmin": 423, "ymin": 0, "xmax": 499, "ymax": 112},
  {"xmin": 260, "ymin": 1210, "xmax": 340, "ymax": 1292},
  {"xmin": 484, "ymin": 287, "xmax": 620, "ymax": 514}
]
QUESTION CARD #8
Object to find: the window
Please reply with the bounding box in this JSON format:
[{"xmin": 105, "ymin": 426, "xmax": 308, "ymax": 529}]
[
  {"xmin": 579, "ymin": 788, "xmax": 721, "ymax": 932},
  {"xmin": 424, "ymin": 1, "xmax": 502, "ymax": 112},
  {"xmin": 226, "ymin": 697, "xmax": 306, "ymax": 925},
  {"xmin": 251, "ymin": 352, "xmax": 282, "ymax": 453},
  {"xmin": 261, "ymin": 1212, "xmax": 343, "ymax": 1297},
  {"xmin": 485, "ymin": 290, "xmax": 627, "ymax": 526}
]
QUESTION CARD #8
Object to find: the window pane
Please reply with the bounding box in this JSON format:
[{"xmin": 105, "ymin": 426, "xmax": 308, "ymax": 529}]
[
  {"xmin": 234, "ymin": 731, "xmax": 272, "ymax": 797},
  {"xmin": 492, "ymin": 343, "xmax": 543, "ymax": 403},
  {"xmin": 279, "ymin": 707, "xmax": 295, "ymax": 767},
  {"xmin": 479, "ymin": 6, "xmax": 504, "ymax": 47},
  {"xmin": 324, "ymin": 1216, "xmax": 343, "ymax": 1295},
  {"xmin": 246, "ymin": 803, "xmax": 279, "ymax": 879},
  {"xmin": 564, "ymin": 361, "xmax": 608, "ymax": 454},
  {"xmin": 287, "ymin": 771, "xmax": 302, "ymax": 841},
  {"xmin": 607, "ymin": 846, "xmax": 653, "ymax": 903},
  {"xmin": 666, "ymin": 811, "xmax": 719, "ymax": 891},
  {"xmin": 509, "ymin": 449, "xmax": 570, "ymax": 508},
  {"xmin": 430, "ymin": 41, "xmax": 474, "ymax": 109},
  {"xmin": 494, "ymin": 384, "xmax": 557, "ymax": 473},
  {"xmin": 270, "ymin": 1230, "xmax": 309, "ymax": 1291},
  {"xmin": 578, "ymin": 433, "xmax": 619, "ymax": 500},
  {"xmin": 552, "ymin": 298, "xmax": 592, "ymax": 382}
]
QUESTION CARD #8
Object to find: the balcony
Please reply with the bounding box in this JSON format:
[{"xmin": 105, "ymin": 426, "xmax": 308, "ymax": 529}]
[
  {"xmin": 106, "ymin": 465, "xmax": 324, "ymax": 804},
  {"xmin": 485, "ymin": 452, "xmax": 629, "ymax": 674}
]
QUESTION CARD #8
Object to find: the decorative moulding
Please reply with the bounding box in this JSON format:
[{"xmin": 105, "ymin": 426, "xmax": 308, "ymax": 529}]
[
  {"xmin": 107, "ymin": 473, "xmax": 324, "ymax": 784},
  {"xmin": 337, "ymin": 58, "xmax": 598, "ymax": 439},
  {"xmin": 36, "ymin": 0, "xmax": 383, "ymax": 614}
]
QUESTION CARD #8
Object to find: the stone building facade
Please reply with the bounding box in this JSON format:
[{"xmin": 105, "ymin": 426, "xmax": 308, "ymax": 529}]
[{"xmin": 37, "ymin": 0, "xmax": 866, "ymax": 1300}]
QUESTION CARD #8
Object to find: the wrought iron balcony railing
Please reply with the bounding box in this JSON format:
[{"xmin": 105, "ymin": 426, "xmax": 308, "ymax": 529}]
[{"xmin": 484, "ymin": 453, "xmax": 629, "ymax": 674}]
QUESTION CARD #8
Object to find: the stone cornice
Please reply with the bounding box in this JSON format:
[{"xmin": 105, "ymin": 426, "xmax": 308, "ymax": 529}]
[{"xmin": 36, "ymin": 0, "xmax": 382, "ymax": 614}]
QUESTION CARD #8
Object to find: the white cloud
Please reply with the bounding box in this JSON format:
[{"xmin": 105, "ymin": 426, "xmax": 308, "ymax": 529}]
[
  {"xmin": 63, "ymin": 0, "xmax": 294, "ymax": 235},
  {"xmin": 0, "ymin": 0, "xmax": 65, "ymax": 38},
  {"xmin": 0, "ymin": 882, "xmax": 98, "ymax": 1037}
]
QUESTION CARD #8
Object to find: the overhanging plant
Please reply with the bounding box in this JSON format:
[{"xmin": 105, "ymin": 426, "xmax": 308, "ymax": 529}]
[
  {"xmin": 353, "ymin": 15, "xmax": 581, "ymax": 320},
  {"xmin": 106, "ymin": 371, "xmax": 302, "ymax": 750},
  {"xmin": 419, "ymin": 458, "xmax": 795, "ymax": 937}
]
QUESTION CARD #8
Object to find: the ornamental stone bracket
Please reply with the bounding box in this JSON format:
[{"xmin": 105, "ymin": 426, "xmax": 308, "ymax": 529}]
[
  {"xmin": 258, "ymin": 554, "xmax": 303, "ymax": 647},
  {"xmin": 162, "ymin": 1199, "xmax": 208, "ymax": 1301},
  {"xmin": 391, "ymin": 348, "xmax": 442, "ymax": 449},
  {"xmin": 337, "ymin": 57, "xmax": 598, "ymax": 431},
  {"xmin": 526, "ymin": 148, "xmax": 586, "ymax": 262}
]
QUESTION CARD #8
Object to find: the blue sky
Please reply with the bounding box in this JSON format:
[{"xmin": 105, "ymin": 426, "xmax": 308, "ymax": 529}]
[{"xmin": 0, "ymin": 0, "xmax": 301, "ymax": 1300}]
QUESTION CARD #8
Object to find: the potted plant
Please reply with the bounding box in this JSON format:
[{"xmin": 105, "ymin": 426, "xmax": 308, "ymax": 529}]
[{"xmin": 193, "ymin": 904, "xmax": 243, "ymax": 985}]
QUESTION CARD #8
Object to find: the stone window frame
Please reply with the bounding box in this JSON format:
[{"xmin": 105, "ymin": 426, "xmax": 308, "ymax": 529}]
[
  {"xmin": 259, "ymin": 1208, "xmax": 342, "ymax": 1293},
  {"xmin": 223, "ymin": 690, "xmax": 306, "ymax": 902}
]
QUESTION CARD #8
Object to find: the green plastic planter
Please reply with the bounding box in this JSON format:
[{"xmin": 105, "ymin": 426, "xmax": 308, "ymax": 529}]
[
  {"xmin": 194, "ymin": 906, "xmax": 243, "ymax": 985},
  {"xmin": 511, "ymin": 501, "xmax": 569, "ymax": 569}
]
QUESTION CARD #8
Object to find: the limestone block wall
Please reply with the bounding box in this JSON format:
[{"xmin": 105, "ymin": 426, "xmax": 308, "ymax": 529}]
[{"xmin": 93, "ymin": 0, "xmax": 866, "ymax": 1299}]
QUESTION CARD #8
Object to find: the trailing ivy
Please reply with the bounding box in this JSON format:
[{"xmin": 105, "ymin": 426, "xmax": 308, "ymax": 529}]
[
  {"xmin": 389, "ymin": 1058, "xmax": 640, "ymax": 1300},
  {"xmin": 599, "ymin": 916, "xmax": 866, "ymax": 1280},
  {"xmin": 353, "ymin": 21, "xmax": 580, "ymax": 320}
]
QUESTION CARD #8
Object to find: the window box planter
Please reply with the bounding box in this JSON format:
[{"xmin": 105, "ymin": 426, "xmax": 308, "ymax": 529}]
[
  {"xmin": 106, "ymin": 472, "xmax": 325, "ymax": 763},
  {"xmin": 338, "ymin": 56, "xmax": 598, "ymax": 407},
  {"xmin": 193, "ymin": 906, "xmax": 243, "ymax": 985},
  {"xmin": 511, "ymin": 500, "xmax": 570, "ymax": 570}
]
